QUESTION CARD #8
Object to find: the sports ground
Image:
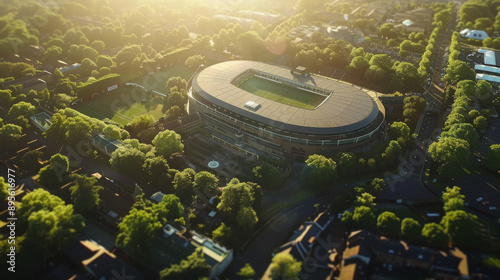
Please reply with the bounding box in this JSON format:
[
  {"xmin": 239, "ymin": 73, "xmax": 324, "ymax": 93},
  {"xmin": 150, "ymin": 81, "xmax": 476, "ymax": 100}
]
[
  {"xmin": 74, "ymin": 87, "xmax": 165, "ymax": 126},
  {"xmin": 237, "ymin": 76, "xmax": 326, "ymax": 110}
]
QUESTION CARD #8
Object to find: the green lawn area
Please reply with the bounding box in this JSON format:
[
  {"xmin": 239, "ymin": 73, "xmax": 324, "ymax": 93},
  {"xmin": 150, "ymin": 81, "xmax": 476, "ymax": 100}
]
[
  {"xmin": 377, "ymin": 203, "xmax": 423, "ymax": 222},
  {"xmin": 238, "ymin": 76, "xmax": 325, "ymax": 110},
  {"xmin": 123, "ymin": 64, "xmax": 195, "ymax": 93},
  {"xmin": 74, "ymin": 88, "xmax": 165, "ymax": 126}
]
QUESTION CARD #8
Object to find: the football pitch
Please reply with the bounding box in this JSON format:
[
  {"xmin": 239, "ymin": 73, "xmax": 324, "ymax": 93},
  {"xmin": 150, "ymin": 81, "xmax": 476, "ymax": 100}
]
[
  {"xmin": 74, "ymin": 87, "xmax": 165, "ymax": 126},
  {"xmin": 238, "ymin": 76, "xmax": 326, "ymax": 109}
]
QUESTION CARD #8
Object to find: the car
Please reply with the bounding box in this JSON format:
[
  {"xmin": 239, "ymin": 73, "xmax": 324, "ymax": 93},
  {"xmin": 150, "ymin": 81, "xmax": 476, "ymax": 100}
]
[
  {"xmin": 477, "ymin": 197, "xmax": 484, "ymax": 202},
  {"xmin": 338, "ymin": 213, "xmax": 343, "ymax": 219},
  {"xmin": 465, "ymin": 202, "xmax": 470, "ymax": 206},
  {"xmin": 490, "ymin": 206, "xmax": 496, "ymax": 211},
  {"xmin": 483, "ymin": 201, "xmax": 490, "ymax": 206}
]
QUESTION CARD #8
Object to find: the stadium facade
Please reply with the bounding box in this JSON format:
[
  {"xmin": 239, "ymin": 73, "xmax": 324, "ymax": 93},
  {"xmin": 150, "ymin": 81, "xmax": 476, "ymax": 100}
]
[{"xmin": 188, "ymin": 60, "xmax": 386, "ymax": 161}]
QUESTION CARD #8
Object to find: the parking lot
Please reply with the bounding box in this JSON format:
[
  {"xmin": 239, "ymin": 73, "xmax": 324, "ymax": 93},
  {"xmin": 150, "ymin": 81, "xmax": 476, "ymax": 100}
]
[
  {"xmin": 480, "ymin": 118, "xmax": 500, "ymax": 156},
  {"xmin": 452, "ymin": 174, "xmax": 500, "ymax": 218}
]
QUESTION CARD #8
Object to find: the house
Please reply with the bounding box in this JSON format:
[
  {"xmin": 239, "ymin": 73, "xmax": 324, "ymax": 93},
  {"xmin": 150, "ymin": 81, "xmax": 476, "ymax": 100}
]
[
  {"xmin": 65, "ymin": 239, "xmax": 144, "ymax": 280},
  {"xmin": 339, "ymin": 230, "xmax": 471, "ymax": 280},
  {"xmin": 162, "ymin": 224, "xmax": 233, "ymax": 279},
  {"xmin": 460, "ymin": 29, "xmax": 489, "ymax": 41},
  {"xmin": 58, "ymin": 62, "xmax": 81, "ymax": 75},
  {"xmin": 91, "ymin": 134, "xmax": 123, "ymax": 156}
]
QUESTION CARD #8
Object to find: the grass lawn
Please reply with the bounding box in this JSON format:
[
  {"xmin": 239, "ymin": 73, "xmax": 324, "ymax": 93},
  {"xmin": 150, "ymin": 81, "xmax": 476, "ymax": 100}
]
[
  {"xmin": 238, "ymin": 76, "xmax": 325, "ymax": 110},
  {"xmin": 377, "ymin": 202, "xmax": 423, "ymax": 222},
  {"xmin": 74, "ymin": 88, "xmax": 166, "ymax": 126},
  {"xmin": 124, "ymin": 64, "xmax": 195, "ymax": 93}
]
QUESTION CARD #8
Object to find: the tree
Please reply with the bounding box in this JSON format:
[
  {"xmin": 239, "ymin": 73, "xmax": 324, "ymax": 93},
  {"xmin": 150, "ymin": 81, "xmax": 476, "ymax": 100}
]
[
  {"xmin": 238, "ymin": 263, "xmax": 255, "ymax": 279},
  {"xmin": 217, "ymin": 179, "xmax": 255, "ymax": 222},
  {"xmin": 442, "ymin": 186, "xmax": 465, "ymax": 213},
  {"xmin": 485, "ymin": 144, "xmax": 500, "ymax": 171},
  {"xmin": 335, "ymin": 152, "xmax": 357, "ymax": 177},
  {"xmin": 252, "ymin": 163, "xmax": 283, "ymax": 189},
  {"xmin": 166, "ymin": 76, "xmax": 187, "ymax": 92},
  {"xmin": 422, "ymin": 223, "xmax": 448, "ymax": 245},
  {"xmin": 295, "ymin": 49, "xmax": 323, "ymax": 69},
  {"xmin": 212, "ymin": 223, "xmax": 231, "ymax": 245},
  {"xmin": 441, "ymin": 123, "xmax": 480, "ymax": 151},
  {"xmin": 24, "ymin": 204, "xmax": 85, "ymax": 258},
  {"xmin": 185, "ymin": 55, "xmax": 205, "ymax": 68},
  {"xmin": 401, "ymin": 218, "xmax": 421, "ymax": 240},
  {"xmin": 125, "ymin": 114, "xmax": 155, "ymax": 137},
  {"xmin": 237, "ymin": 31, "xmax": 265, "ymax": 59},
  {"xmin": 473, "ymin": 116, "xmax": 488, "ymax": 131},
  {"xmin": 269, "ymin": 252, "xmax": 302, "ymax": 280},
  {"xmin": 143, "ymin": 156, "xmax": 169, "ymax": 185},
  {"xmin": 193, "ymin": 171, "xmax": 219, "ymax": 198},
  {"xmin": 115, "ymin": 44, "xmax": 141, "ymax": 65},
  {"xmin": 444, "ymin": 60, "xmax": 475, "ymax": 85},
  {"xmin": 110, "ymin": 146, "xmax": 146, "ymax": 178},
  {"xmin": 300, "ymin": 154, "xmax": 338, "ymax": 187},
  {"xmin": 355, "ymin": 193, "xmax": 376, "ymax": 210},
  {"xmin": 353, "ymin": 206, "xmax": 376, "ymax": 229},
  {"xmin": 116, "ymin": 208, "xmax": 162, "ymax": 256},
  {"xmin": 42, "ymin": 46, "xmax": 62, "ymax": 63},
  {"xmin": 347, "ymin": 56, "xmax": 369, "ymax": 76},
  {"xmin": 370, "ymin": 178, "xmax": 386, "ymax": 195},
  {"xmin": 0, "ymin": 177, "xmax": 9, "ymax": 201},
  {"xmin": 440, "ymin": 210, "xmax": 479, "ymax": 246},
  {"xmin": 236, "ymin": 207, "xmax": 258, "ymax": 230},
  {"xmin": 8, "ymin": 101, "xmax": 36, "ymax": 119},
  {"xmin": 159, "ymin": 248, "xmax": 210, "ymax": 280},
  {"xmin": 158, "ymin": 194, "xmax": 184, "ymax": 222},
  {"xmin": 382, "ymin": 140, "xmax": 402, "ymax": 164},
  {"xmin": 394, "ymin": 62, "xmax": 421, "ymax": 92},
  {"xmin": 173, "ymin": 168, "xmax": 196, "ymax": 202},
  {"xmin": 428, "ymin": 137, "xmax": 471, "ymax": 178},
  {"xmin": 17, "ymin": 189, "xmax": 65, "ymax": 223},
  {"xmin": 377, "ymin": 211, "xmax": 401, "ymax": 236},
  {"xmin": 152, "ymin": 130, "xmax": 184, "ymax": 158},
  {"xmin": 69, "ymin": 174, "xmax": 103, "ymax": 213},
  {"xmin": 0, "ymin": 124, "xmax": 22, "ymax": 150}
]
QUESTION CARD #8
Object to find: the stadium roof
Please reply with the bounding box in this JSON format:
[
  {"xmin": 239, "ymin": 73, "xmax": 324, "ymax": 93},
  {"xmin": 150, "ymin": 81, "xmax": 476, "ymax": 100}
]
[{"xmin": 192, "ymin": 60, "xmax": 382, "ymax": 135}]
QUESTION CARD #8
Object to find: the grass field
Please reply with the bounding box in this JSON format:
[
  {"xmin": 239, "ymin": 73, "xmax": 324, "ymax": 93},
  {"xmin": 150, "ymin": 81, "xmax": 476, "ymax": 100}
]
[
  {"xmin": 238, "ymin": 76, "xmax": 325, "ymax": 109},
  {"xmin": 74, "ymin": 87, "xmax": 165, "ymax": 126},
  {"xmin": 123, "ymin": 64, "xmax": 195, "ymax": 93}
]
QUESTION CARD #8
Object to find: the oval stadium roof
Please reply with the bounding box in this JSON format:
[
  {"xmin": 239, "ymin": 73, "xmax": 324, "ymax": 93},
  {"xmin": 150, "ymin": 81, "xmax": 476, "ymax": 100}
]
[{"xmin": 192, "ymin": 60, "xmax": 382, "ymax": 135}]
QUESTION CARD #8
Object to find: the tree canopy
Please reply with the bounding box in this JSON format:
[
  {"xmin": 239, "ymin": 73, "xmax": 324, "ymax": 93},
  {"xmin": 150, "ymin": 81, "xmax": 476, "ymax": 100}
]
[
  {"xmin": 377, "ymin": 211, "xmax": 401, "ymax": 236},
  {"xmin": 116, "ymin": 208, "xmax": 163, "ymax": 256},
  {"xmin": 152, "ymin": 130, "xmax": 184, "ymax": 158},
  {"xmin": 69, "ymin": 174, "xmax": 103, "ymax": 213},
  {"xmin": 159, "ymin": 248, "xmax": 210, "ymax": 280},
  {"xmin": 300, "ymin": 154, "xmax": 338, "ymax": 187},
  {"xmin": 269, "ymin": 252, "xmax": 302, "ymax": 280}
]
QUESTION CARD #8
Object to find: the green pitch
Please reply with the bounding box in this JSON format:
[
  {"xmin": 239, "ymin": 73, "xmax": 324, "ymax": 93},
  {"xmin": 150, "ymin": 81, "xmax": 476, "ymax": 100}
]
[
  {"xmin": 238, "ymin": 76, "xmax": 326, "ymax": 109},
  {"xmin": 74, "ymin": 87, "xmax": 165, "ymax": 126}
]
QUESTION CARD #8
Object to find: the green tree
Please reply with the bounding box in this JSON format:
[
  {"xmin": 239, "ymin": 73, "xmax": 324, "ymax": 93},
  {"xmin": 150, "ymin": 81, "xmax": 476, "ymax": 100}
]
[
  {"xmin": 125, "ymin": 114, "xmax": 155, "ymax": 137},
  {"xmin": 401, "ymin": 218, "xmax": 421, "ymax": 240},
  {"xmin": 428, "ymin": 137, "xmax": 471, "ymax": 178},
  {"xmin": 166, "ymin": 76, "xmax": 187, "ymax": 92},
  {"xmin": 0, "ymin": 177, "xmax": 9, "ymax": 201},
  {"xmin": 173, "ymin": 168, "xmax": 196, "ymax": 203},
  {"xmin": 370, "ymin": 178, "xmax": 386, "ymax": 195},
  {"xmin": 252, "ymin": 163, "xmax": 283, "ymax": 189},
  {"xmin": 440, "ymin": 210, "xmax": 479, "ymax": 246},
  {"xmin": 152, "ymin": 130, "xmax": 184, "ymax": 158},
  {"xmin": 237, "ymin": 31, "xmax": 265, "ymax": 59},
  {"xmin": 193, "ymin": 171, "xmax": 219, "ymax": 198},
  {"xmin": 485, "ymin": 144, "xmax": 500, "ymax": 171},
  {"xmin": 473, "ymin": 116, "xmax": 488, "ymax": 131},
  {"xmin": 17, "ymin": 189, "xmax": 65, "ymax": 223},
  {"xmin": 185, "ymin": 55, "xmax": 205, "ymax": 68},
  {"xmin": 441, "ymin": 123, "xmax": 480, "ymax": 151},
  {"xmin": 110, "ymin": 146, "xmax": 146, "ymax": 178},
  {"xmin": 24, "ymin": 204, "xmax": 85, "ymax": 258},
  {"xmin": 217, "ymin": 179, "xmax": 255, "ymax": 222},
  {"xmin": 212, "ymin": 223, "xmax": 231, "ymax": 245},
  {"xmin": 158, "ymin": 194, "xmax": 185, "ymax": 222},
  {"xmin": 269, "ymin": 252, "xmax": 302, "ymax": 280},
  {"xmin": 116, "ymin": 208, "xmax": 162, "ymax": 256},
  {"xmin": 159, "ymin": 248, "xmax": 210, "ymax": 280},
  {"xmin": 353, "ymin": 206, "xmax": 376, "ymax": 229},
  {"xmin": 444, "ymin": 60, "xmax": 476, "ymax": 85},
  {"xmin": 442, "ymin": 186, "xmax": 465, "ymax": 212},
  {"xmin": 300, "ymin": 154, "xmax": 338, "ymax": 187},
  {"xmin": 421, "ymin": 223, "xmax": 448, "ymax": 245},
  {"xmin": 236, "ymin": 207, "xmax": 258, "ymax": 230},
  {"xmin": 238, "ymin": 263, "xmax": 255, "ymax": 279},
  {"xmin": 335, "ymin": 152, "xmax": 357, "ymax": 177},
  {"xmin": 0, "ymin": 124, "xmax": 22, "ymax": 150},
  {"xmin": 69, "ymin": 174, "xmax": 103, "ymax": 213},
  {"xmin": 394, "ymin": 62, "xmax": 421, "ymax": 92},
  {"xmin": 8, "ymin": 101, "xmax": 36, "ymax": 119},
  {"xmin": 377, "ymin": 211, "xmax": 401, "ymax": 236},
  {"xmin": 354, "ymin": 193, "xmax": 376, "ymax": 210},
  {"xmin": 143, "ymin": 156, "xmax": 169, "ymax": 185}
]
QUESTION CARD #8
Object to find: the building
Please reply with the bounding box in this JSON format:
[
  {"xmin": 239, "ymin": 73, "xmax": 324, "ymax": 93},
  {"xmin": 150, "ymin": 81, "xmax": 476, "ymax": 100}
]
[
  {"xmin": 0, "ymin": 70, "xmax": 52, "ymax": 94},
  {"xmin": 394, "ymin": 7, "xmax": 433, "ymax": 33},
  {"xmin": 91, "ymin": 134, "xmax": 123, "ymax": 156},
  {"xmin": 460, "ymin": 29, "xmax": 489, "ymax": 41},
  {"xmin": 189, "ymin": 60, "xmax": 386, "ymax": 161},
  {"xmin": 339, "ymin": 230, "xmax": 470, "ymax": 280},
  {"xmin": 162, "ymin": 224, "xmax": 233, "ymax": 279},
  {"xmin": 325, "ymin": 26, "xmax": 365, "ymax": 44}
]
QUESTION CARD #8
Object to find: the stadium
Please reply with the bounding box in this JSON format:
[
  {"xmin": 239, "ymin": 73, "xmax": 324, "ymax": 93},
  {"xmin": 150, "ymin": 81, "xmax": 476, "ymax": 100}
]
[{"xmin": 188, "ymin": 60, "xmax": 386, "ymax": 161}]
